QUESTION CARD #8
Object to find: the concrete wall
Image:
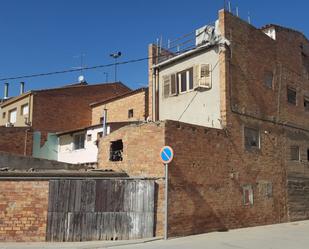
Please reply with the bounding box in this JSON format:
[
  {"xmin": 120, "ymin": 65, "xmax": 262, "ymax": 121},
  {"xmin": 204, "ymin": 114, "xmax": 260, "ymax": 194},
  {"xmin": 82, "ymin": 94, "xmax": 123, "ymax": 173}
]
[
  {"xmin": 0, "ymin": 94, "xmax": 33, "ymax": 127},
  {"xmin": 91, "ymin": 89, "xmax": 148, "ymax": 125},
  {"xmin": 58, "ymin": 126, "xmax": 104, "ymax": 164},
  {"xmin": 158, "ymin": 49, "xmax": 222, "ymax": 129},
  {"xmin": 0, "ymin": 151, "xmax": 77, "ymax": 170},
  {"xmin": 0, "ymin": 181, "xmax": 49, "ymax": 242}
]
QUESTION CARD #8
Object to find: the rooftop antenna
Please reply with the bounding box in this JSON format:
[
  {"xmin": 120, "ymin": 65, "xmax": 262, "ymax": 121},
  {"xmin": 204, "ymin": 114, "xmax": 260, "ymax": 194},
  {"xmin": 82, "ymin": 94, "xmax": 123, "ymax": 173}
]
[
  {"xmin": 103, "ymin": 72, "xmax": 108, "ymax": 82},
  {"xmin": 73, "ymin": 53, "xmax": 87, "ymax": 83}
]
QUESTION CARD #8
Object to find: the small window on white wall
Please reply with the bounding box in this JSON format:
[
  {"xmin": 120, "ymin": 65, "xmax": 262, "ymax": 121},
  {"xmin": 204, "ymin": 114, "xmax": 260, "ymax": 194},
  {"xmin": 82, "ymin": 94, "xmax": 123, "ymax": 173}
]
[{"xmin": 8, "ymin": 109, "xmax": 17, "ymax": 124}]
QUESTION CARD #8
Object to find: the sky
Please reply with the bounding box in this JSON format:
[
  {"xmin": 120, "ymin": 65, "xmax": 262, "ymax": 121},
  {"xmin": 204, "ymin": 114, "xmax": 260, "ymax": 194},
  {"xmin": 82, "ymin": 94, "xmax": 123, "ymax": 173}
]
[{"xmin": 0, "ymin": 0, "xmax": 308, "ymax": 97}]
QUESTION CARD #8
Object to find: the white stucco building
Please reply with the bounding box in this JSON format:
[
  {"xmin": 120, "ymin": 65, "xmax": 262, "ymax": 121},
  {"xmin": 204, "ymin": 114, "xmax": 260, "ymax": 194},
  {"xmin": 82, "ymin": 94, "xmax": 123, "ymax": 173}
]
[{"xmin": 57, "ymin": 125, "xmax": 107, "ymax": 164}]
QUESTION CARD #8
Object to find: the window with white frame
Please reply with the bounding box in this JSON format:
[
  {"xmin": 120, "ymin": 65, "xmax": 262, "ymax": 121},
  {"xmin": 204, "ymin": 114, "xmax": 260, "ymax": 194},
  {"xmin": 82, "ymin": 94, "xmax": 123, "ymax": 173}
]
[
  {"xmin": 21, "ymin": 104, "xmax": 29, "ymax": 116},
  {"xmin": 8, "ymin": 109, "xmax": 17, "ymax": 124},
  {"xmin": 177, "ymin": 67, "xmax": 193, "ymax": 93},
  {"xmin": 73, "ymin": 133, "xmax": 85, "ymax": 150}
]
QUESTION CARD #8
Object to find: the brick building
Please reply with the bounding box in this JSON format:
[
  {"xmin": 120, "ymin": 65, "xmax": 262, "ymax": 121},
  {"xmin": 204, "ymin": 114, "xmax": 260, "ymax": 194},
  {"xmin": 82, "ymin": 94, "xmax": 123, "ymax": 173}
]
[
  {"xmin": 56, "ymin": 87, "xmax": 148, "ymax": 164},
  {"xmin": 98, "ymin": 9, "xmax": 309, "ymax": 237},
  {"xmin": 0, "ymin": 81, "xmax": 131, "ymax": 156}
]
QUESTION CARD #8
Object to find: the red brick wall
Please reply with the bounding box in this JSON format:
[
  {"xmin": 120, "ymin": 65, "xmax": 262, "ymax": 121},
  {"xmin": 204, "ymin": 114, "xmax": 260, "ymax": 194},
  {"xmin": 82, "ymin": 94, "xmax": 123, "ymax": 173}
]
[
  {"xmin": 165, "ymin": 120, "xmax": 287, "ymax": 237},
  {"xmin": 98, "ymin": 122, "xmax": 166, "ymax": 236},
  {"xmin": 97, "ymin": 120, "xmax": 288, "ymax": 237},
  {"xmin": 0, "ymin": 127, "xmax": 33, "ymax": 156},
  {"xmin": 0, "ymin": 181, "xmax": 49, "ymax": 242},
  {"xmin": 32, "ymin": 83, "xmax": 131, "ymax": 133}
]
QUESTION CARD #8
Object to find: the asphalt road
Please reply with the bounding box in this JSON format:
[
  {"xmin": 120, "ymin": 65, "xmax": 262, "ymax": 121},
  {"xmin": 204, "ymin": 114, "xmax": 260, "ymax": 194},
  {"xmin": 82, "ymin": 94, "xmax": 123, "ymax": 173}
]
[{"xmin": 1, "ymin": 221, "xmax": 308, "ymax": 249}]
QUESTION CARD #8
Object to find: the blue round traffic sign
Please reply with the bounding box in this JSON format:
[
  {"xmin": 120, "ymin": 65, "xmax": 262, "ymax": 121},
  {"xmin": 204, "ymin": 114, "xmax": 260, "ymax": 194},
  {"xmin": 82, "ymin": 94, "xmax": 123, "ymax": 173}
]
[{"xmin": 160, "ymin": 146, "xmax": 174, "ymax": 164}]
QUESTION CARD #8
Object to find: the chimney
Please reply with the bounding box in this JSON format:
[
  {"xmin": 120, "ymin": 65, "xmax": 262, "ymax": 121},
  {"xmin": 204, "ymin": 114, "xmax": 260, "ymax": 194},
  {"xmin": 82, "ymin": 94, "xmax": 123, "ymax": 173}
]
[
  {"xmin": 4, "ymin": 83, "xmax": 9, "ymax": 99},
  {"xmin": 20, "ymin": 82, "xmax": 25, "ymax": 95}
]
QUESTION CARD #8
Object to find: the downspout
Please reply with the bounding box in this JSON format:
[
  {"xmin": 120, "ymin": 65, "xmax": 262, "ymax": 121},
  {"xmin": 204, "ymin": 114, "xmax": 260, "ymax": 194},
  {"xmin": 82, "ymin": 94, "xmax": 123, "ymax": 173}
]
[
  {"xmin": 155, "ymin": 68, "xmax": 160, "ymax": 121},
  {"xmin": 152, "ymin": 71, "xmax": 156, "ymax": 121}
]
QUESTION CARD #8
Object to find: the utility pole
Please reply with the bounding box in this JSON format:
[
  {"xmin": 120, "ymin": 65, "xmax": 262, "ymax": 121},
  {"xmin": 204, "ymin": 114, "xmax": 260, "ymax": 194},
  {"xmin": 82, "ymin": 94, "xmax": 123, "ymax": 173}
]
[{"xmin": 110, "ymin": 52, "xmax": 122, "ymax": 82}]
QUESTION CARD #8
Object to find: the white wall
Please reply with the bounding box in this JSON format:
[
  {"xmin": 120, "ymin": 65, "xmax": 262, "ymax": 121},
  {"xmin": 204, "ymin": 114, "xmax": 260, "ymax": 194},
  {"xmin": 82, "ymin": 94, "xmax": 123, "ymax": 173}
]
[
  {"xmin": 58, "ymin": 126, "xmax": 108, "ymax": 164},
  {"xmin": 159, "ymin": 48, "xmax": 222, "ymax": 129}
]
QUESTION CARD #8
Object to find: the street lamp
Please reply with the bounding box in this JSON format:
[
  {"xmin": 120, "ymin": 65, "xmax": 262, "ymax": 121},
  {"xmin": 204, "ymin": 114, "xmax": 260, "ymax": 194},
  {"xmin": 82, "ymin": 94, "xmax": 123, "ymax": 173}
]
[{"xmin": 110, "ymin": 52, "xmax": 122, "ymax": 82}]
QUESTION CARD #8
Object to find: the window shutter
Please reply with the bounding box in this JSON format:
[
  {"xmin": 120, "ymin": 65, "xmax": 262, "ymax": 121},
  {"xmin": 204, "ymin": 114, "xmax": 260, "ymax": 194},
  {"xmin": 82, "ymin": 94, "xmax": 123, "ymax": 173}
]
[
  {"xmin": 193, "ymin": 65, "xmax": 199, "ymax": 89},
  {"xmin": 200, "ymin": 64, "xmax": 212, "ymax": 88},
  {"xmin": 163, "ymin": 75, "xmax": 171, "ymax": 98},
  {"xmin": 170, "ymin": 74, "xmax": 177, "ymax": 95}
]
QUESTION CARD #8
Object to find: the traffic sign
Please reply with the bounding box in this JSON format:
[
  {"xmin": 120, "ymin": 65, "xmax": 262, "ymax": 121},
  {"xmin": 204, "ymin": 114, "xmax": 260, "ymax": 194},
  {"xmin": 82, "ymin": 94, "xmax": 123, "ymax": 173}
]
[{"xmin": 160, "ymin": 146, "xmax": 174, "ymax": 164}]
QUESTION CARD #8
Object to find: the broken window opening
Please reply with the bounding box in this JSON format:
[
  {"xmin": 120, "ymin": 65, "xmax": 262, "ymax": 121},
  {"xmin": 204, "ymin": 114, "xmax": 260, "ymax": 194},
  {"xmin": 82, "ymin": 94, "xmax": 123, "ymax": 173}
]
[{"xmin": 110, "ymin": 140, "xmax": 123, "ymax": 161}]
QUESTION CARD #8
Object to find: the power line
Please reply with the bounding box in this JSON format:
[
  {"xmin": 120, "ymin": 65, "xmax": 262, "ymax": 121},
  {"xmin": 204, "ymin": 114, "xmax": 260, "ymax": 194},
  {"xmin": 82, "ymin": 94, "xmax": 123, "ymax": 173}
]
[
  {"xmin": 0, "ymin": 45, "xmax": 203, "ymax": 82},
  {"xmin": 0, "ymin": 57, "xmax": 151, "ymax": 82}
]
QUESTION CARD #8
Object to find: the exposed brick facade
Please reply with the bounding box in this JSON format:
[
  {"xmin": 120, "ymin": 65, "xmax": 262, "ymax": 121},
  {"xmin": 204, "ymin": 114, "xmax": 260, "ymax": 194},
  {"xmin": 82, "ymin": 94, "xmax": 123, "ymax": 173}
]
[
  {"xmin": 32, "ymin": 83, "xmax": 131, "ymax": 132},
  {"xmin": 91, "ymin": 88, "xmax": 148, "ymax": 125},
  {"xmin": 0, "ymin": 181, "xmax": 49, "ymax": 242},
  {"xmin": 0, "ymin": 127, "xmax": 33, "ymax": 156},
  {"xmin": 98, "ymin": 10, "xmax": 309, "ymax": 238}
]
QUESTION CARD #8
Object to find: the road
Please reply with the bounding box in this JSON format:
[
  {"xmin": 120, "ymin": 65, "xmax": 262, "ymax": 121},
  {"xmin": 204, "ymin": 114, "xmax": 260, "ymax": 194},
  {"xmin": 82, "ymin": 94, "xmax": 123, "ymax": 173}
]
[{"xmin": 1, "ymin": 221, "xmax": 308, "ymax": 249}]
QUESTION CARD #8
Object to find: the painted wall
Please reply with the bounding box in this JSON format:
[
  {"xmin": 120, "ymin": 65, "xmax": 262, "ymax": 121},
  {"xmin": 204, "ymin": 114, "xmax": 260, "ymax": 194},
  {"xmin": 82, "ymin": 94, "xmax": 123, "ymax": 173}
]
[
  {"xmin": 32, "ymin": 131, "xmax": 58, "ymax": 161},
  {"xmin": 158, "ymin": 49, "xmax": 222, "ymax": 129},
  {"xmin": 0, "ymin": 94, "xmax": 33, "ymax": 127},
  {"xmin": 58, "ymin": 126, "xmax": 106, "ymax": 164}
]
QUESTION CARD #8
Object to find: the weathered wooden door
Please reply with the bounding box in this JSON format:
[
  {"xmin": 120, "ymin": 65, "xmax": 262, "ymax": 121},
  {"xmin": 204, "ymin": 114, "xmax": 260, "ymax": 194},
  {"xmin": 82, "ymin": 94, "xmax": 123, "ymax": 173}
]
[{"xmin": 46, "ymin": 179, "xmax": 155, "ymax": 241}]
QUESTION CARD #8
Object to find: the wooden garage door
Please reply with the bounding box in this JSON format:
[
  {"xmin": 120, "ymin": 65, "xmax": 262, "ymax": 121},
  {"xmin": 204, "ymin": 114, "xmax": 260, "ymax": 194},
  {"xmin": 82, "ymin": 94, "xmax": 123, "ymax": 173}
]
[{"xmin": 46, "ymin": 179, "xmax": 155, "ymax": 241}]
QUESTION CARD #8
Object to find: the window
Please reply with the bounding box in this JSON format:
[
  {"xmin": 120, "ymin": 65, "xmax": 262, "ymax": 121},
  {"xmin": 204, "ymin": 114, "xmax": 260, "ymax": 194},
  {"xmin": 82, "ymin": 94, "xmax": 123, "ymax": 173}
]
[
  {"xmin": 128, "ymin": 109, "xmax": 134, "ymax": 118},
  {"xmin": 86, "ymin": 134, "xmax": 92, "ymax": 142},
  {"xmin": 290, "ymin": 146, "xmax": 300, "ymax": 161},
  {"xmin": 21, "ymin": 104, "xmax": 29, "ymax": 116},
  {"xmin": 242, "ymin": 185, "xmax": 254, "ymax": 206},
  {"xmin": 304, "ymin": 97, "xmax": 309, "ymax": 111},
  {"xmin": 177, "ymin": 67, "xmax": 194, "ymax": 93},
  {"xmin": 73, "ymin": 134, "xmax": 85, "ymax": 150},
  {"xmin": 8, "ymin": 109, "xmax": 17, "ymax": 124},
  {"xmin": 110, "ymin": 140, "xmax": 123, "ymax": 161},
  {"xmin": 244, "ymin": 127, "xmax": 260, "ymax": 150},
  {"xmin": 307, "ymin": 149, "xmax": 309, "ymax": 161},
  {"xmin": 287, "ymin": 87, "xmax": 297, "ymax": 105},
  {"xmin": 2, "ymin": 112, "xmax": 6, "ymax": 119},
  {"xmin": 264, "ymin": 71, "xmax": 273, "ymax": 89},
  {"xmin": 258, "ymin": 181, "xmax": 273, "ymax": 198}
]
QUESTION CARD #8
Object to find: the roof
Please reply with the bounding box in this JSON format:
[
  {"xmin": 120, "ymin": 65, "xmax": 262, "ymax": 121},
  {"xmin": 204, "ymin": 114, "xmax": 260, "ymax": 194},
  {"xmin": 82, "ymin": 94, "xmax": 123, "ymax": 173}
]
[
  {"xmin": 0, "ymin": 91, "xmax": 32, "ymax": 108},
  {"xmin": 0, "ymin": 81, "xmax": 131, "ymax": 108},
  {"xmin": 89, "ymin": 87, "xmax": 148, "ymax": 107},
  {"xmin": 56, "ymin": 121, "xmax": 141, "ymax": 136}
]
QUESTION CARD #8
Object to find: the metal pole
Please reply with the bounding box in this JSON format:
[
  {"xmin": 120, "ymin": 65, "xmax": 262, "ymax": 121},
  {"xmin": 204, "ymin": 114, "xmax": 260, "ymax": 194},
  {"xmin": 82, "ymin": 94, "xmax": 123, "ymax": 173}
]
[
  {"xmin": 114, "ymin": 58, "xmax": 117, "ymax": 82},
  {"xmin": 164, "ymin": 163, "xmax": 168, "ymax": 240}
]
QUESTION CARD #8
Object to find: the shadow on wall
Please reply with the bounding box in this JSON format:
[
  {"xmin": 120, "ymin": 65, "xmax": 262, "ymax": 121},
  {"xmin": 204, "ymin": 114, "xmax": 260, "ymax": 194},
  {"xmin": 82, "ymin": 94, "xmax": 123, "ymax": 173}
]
[{"xmin": 32, "ymin": 131, "xmax": 58, "ymax": 161}]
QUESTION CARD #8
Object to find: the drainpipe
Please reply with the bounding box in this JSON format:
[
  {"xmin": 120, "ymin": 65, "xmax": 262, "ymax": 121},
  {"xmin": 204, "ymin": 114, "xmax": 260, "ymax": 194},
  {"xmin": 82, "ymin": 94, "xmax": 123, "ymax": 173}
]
[{"xmin": 103, "ymin": 108, "xmax": 108, "ymax": 136}]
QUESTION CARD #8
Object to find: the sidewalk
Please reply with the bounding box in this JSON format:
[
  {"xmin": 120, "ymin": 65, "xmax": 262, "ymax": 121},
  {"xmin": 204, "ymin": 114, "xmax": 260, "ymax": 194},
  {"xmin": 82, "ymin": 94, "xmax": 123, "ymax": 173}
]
[{"xmin": 0, "ymin": 237, "xmax": 162, "ymax": 249}]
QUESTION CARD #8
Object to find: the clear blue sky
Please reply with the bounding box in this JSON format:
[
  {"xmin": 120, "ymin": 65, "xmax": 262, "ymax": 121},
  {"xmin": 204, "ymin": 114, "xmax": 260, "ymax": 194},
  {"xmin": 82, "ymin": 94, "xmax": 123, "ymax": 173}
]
[{"xmin": 0, "ymin": 0, "xmax": 308, "ymax": 97}]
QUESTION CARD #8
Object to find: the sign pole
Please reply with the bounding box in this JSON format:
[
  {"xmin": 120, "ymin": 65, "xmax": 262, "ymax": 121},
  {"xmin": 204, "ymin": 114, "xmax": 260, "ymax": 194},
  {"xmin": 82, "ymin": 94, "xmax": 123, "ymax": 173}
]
[
  {"xmin": 164, "ymin": 163, "xmax": 168, "ymax": 240},
  {"xmin": 159, "ymin": 145, "xmax": 173, "ymax": 241}
]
